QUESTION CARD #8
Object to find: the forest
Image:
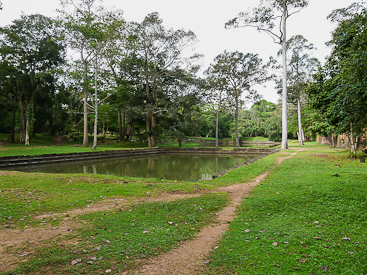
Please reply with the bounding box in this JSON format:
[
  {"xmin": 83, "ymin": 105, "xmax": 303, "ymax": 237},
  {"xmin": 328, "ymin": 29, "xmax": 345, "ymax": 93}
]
[{"xmin": 0, "ymin": 0, "xmax": 366, "ymax": 155}]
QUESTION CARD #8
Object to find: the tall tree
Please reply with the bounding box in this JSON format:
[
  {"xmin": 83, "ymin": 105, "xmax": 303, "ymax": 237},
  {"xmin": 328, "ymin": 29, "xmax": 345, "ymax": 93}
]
[
  {"xmin": 307, "ymin": 2, "xmax": 367, "ymax": 157},
  {"xmin": 59, "ymin": 0, "xmax": 98, "ymax": 147},
  {"xmin": 0, "ymin": 14, "xmax": 65, "ymax": 145},
  {"xmin": 226, "ymin": 0, "xmax": 309, "ymax": 149},
  {"xmin": 204, "ymin": 69, "xmax": 228, "ymax": 149},
  {"xmin": 277, "ymin": 35, "xmax": 320, "ymax": 145},
  {"xmin": 134, "ymin": 13, "xmax": 199, "ymax": 147},
  {"xmin": 206, "ymin": 51, "xmax": 268, "ymax": 148}
]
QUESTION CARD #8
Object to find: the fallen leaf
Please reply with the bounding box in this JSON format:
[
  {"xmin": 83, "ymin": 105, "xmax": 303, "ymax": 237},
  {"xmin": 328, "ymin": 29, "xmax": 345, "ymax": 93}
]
[
  {"xmin": 105, "ymin": 269, "xmax": 112, "ymax": 274},
  {"xmin": 292, "ymin": 267, "xmax": 301, "ymax": 270},
  {"xmin": 299, "ymin": 259, "xmax": 307, "ymax": 263},
  {"xmin": 245, "ymin": 229, "xmax": 250, "ymax": 233},
  {"xmin": 272, "ymin": 242, "xmax": 278, "ymax": 246},
  {"xmin": 348, "ymin": 251, "xmax": 354, "ymax": 255},
  {"xmin": 321, "ymin": 266, "xmax": 328, "ymax": 271}
]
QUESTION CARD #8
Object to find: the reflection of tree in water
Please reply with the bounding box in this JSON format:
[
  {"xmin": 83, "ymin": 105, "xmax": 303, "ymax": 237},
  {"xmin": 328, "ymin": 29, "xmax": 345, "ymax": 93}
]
[{"xmin": 11, "ymin": 154, "xmax": 258, "ymax": 181}]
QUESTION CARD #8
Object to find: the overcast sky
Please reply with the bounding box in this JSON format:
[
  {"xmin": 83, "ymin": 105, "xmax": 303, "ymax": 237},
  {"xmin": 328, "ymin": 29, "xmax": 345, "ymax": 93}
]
[{"xmin": 0, "ymin": 0, "xmax": 356, "ymax": 105}]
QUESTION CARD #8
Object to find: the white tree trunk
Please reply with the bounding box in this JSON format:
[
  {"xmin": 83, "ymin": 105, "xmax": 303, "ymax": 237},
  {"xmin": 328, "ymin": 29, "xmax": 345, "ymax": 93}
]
[
  {"xmin": 281, "ymin": 4, "xmax": 288, "ymax": 150},
  {"xmin": 215, "ymin": 110, "xmax": 219, "ymax": 149},
  {"xmin": 25, "ymin": 118, "xmax": 30, "ymax": 146},
  {"xmin": 235, "ymin": 99, "xmax": 240, "ymax": 148},
  {"xmin": 92, "ymin": 55, "xmax": 98, "ymax": 150},
  {"xmin": 83, "ymin": 58, "xmax": 89, "ymax": 147},
  {"xmin": 297, "ymin": 97, "xmax": 304, "ymax": 145}
]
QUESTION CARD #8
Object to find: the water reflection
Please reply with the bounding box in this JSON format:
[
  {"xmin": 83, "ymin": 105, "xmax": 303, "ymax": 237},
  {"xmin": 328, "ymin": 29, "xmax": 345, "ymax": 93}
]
[{"xmin": 4, "ymin": 153, "xmax": 259, "ymax": 182}]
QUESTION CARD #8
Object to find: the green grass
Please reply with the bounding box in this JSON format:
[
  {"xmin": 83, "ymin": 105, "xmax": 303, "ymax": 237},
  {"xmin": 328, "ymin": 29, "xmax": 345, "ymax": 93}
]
[
  {"xmin": 0, "ymin": 172, "xmax": 222, "ymax": 229},
  {"xmin": 0, "ymin": 134, "xmax": 149, "ymax": 157},
  {"xmin": 3, "ymin": 138, "xmax": 367, "ymax": 274},
  {"xmin": 7, "ymin": 193, "xmax": 229, "ymax": 274},
  {"xmin": 206, "ymin": 147, "xmax": 367, "ymax": 274},
  {"xmin": 241, "ymin": 137, "xmax": 270, "ymax": 142}
]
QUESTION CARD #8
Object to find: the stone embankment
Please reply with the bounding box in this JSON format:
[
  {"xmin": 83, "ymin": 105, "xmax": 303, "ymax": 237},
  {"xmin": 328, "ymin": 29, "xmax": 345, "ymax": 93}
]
[{"xmin": 0, "ymin": 148, "xmax": 164, "ymax": 168}]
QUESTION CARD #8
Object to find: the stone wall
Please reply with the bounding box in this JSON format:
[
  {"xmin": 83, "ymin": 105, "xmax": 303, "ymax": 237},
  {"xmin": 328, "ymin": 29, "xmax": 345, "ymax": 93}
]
[{"xmin": 0, "ymin": 148, "xmax": 164, "ymax": 168}]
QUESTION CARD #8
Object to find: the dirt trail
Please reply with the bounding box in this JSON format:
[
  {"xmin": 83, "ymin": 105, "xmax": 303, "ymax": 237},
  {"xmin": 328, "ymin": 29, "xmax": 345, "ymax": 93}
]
[
  {"xmin": 0, "ymin": 138, "xmax": 7, "ymax": 148},
  {"xmin": 123, "ymin": 151, "xmax": 298, "ymax": 275},
  {"xmin": 0, "ymin": 151, "xmax": 298, "ymax": 273}
]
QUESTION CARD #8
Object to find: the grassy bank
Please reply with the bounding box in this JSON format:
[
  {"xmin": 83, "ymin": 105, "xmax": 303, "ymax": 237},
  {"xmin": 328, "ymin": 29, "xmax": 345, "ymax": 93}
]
[{"xmin": 206, "ymin": 145, "xmax": 367, "ymax": 274}]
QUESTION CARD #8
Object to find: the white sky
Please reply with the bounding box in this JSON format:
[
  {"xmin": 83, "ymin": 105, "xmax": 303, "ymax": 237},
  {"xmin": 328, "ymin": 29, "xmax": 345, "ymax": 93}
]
[{"xmin": 0, "ymin": 0, "xmax": 356, "ymax": 105}]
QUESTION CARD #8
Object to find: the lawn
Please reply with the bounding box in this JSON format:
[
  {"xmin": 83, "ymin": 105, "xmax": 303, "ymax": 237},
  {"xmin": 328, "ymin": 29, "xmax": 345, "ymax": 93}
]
[
  {"xmin": 1, "ymin": 140, "xmax": 367, "ymax": 274},
  {"xmin": 206, "ymin": 144, "xmax": 367, "ymax": 274}
]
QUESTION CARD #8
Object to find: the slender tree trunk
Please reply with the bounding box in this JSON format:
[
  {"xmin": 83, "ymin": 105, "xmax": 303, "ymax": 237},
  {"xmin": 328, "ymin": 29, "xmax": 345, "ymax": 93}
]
[
  {"xmin": 11, "ymin": 108, "xmax": 16, "ymax": 143},
  {"xmin": 92, "ymin": 56, "xmax": 98, "ymax": 150},
  {"xmin": 235, "ymin": 99, "xmax": 240, "ymax": 148},
  {"xmin": 281, "ymin": 4, "xmax": 288, "ymax": 150},
  {"xmin": 350, "ymin": 134, "xmax": 358, "ymax": 158},
  {"xmin": 19, "ymin": 102, "xmax": 26, "ymax": 143},
  {"xmin": 122, "ymin": 112, "xmax": 125, "ymax": 140},
  {"xmin": 83, "ymin": 60, "xmax": 89, "ymax": 147},
  {"xmin": 25, "ymin": 117, "xmax": 30, "ymax": 146},
  {"xmin": 32, "ymin": 97, "xmax": 36, "ymax": 137},
  {"xmin": 144, "ymin": 57, "xmax": 154, "ymax": 148},
  {"xmin": 215, "ymin": 110, "xmax": 220, "ymax": 149},
  {"xmin": 297, "ymin": 97, "xmax": 304, "ymax": 146},
  {"xmin": 118, "ymin": 110, "xmax": 124, "ymax": 142}
]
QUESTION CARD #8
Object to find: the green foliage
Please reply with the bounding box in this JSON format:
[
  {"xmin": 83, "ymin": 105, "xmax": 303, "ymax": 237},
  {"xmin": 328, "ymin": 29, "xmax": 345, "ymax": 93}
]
[{"xmin": 306, "ymin": 3, "xmax": 367, "ymax": 140}]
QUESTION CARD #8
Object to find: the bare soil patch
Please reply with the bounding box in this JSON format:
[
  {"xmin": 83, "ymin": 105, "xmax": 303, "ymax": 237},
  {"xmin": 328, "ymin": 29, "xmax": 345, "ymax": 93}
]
[
  {"xmin": 0, "ymin": 171, "xmax": 17, "ymax": 176},
  {"xmin": 0, "ymin": 138, "xmax": 7, "ymax": 148},
  {"xmin": 53, "ymin": 136, "xmax": 68, "ymax": 146},
  {"xmin": 312, "ymin": 153, "xmax": 329, "ymax": 158}
]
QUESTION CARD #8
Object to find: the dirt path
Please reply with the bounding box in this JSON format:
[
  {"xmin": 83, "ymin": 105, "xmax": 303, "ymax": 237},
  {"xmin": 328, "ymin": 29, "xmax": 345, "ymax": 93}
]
[
  {"xmin": 123, "ymin": 151, "xmax": 298, "ymax": 275},
  {"xmin": 0, "ymin": 151, "xmax": 298, "ymax": 273},
  {"xmin": 0, "ymin": 138, "xmax": 7, "ymax": 148}
]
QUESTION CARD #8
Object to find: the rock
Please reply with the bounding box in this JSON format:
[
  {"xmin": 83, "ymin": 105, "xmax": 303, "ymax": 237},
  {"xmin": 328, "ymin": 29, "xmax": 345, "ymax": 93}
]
[{"xmin": 105, "ymin": 269, "xmax": 112, "ymax": 273}]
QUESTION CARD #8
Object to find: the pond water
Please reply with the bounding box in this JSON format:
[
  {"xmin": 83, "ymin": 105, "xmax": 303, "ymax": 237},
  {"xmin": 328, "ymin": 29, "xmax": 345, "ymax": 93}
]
[{"xmin": 4, "ymin": 153, "xmax": 259, "ymax": 182}]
